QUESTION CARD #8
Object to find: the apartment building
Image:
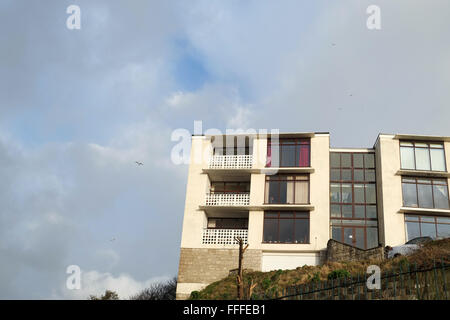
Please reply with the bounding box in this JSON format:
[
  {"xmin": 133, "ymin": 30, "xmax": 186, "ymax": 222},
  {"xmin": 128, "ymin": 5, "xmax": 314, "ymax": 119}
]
[{"xmin": 176, "ymin": 132, "xmax": 450, "ymax": 299}]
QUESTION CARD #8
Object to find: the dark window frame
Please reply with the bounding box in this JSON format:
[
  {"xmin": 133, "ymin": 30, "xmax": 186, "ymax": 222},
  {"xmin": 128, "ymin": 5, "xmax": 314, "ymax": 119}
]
[
  {"xmin": 262, "ymin": 211, "xmax": 310, "ymax": 244},
  {"xmin": 399, "ymin": 141, "xmax": 447, "ymax": 172},
  {"xmin": 210, "ymin": 181, "xmax": 250, "ymax": 194},
  {"xmin": 266, "ymin": 138, "xmax": 311, "ymax": 168},
  {"xmin": 404, "ymin": 215, "xmax": 450, "ymax": 240},
  {"xmin": 207, "ymin": 218, "xmax": 249, "ymax": 230},
  {"xmin": 329, "ymin": 152, "xmax": 379, "ymax": 249},
  {"xmin": 401, "ymin": 177, "xmax": 450, "ymax": 209},
  {"xmin": 264, "ymin": 174, "xmax": 310, "ymax": 204}
]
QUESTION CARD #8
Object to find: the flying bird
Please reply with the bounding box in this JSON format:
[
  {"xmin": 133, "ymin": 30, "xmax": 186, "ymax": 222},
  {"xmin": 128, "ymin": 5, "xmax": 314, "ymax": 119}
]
[
  {"xmin": 135, "ymin": 161, "xmax": 143, "ymax": 166},
  {"xmin": 110, "ymin": 237, "xmax": 116, "ymax": 242}
]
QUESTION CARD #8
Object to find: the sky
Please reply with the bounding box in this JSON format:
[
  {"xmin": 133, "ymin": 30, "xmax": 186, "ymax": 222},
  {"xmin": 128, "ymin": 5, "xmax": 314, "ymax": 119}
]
[{"xmin": 0, "ymin": 0, "xmax": 449, "ymax": 299}]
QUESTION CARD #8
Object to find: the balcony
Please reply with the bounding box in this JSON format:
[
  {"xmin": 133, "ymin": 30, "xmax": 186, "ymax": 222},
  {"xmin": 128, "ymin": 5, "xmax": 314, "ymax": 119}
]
[
  {"xmin": 208, "ymin": 155, "xmax": 253, "ymax": 169},
  {"xmin": 205, "ymin": 193, "xmax": 250, "ymax": 206},
  {"xmin": 202, "ymin": 228, "xmax": 248, "ymax": 245}
]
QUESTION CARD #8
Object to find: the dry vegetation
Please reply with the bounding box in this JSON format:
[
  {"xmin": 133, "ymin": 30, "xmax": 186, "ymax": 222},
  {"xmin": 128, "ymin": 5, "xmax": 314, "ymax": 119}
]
[{"xmin": 190, "ymin": 238, "xmax": 450, "ymax": 300}]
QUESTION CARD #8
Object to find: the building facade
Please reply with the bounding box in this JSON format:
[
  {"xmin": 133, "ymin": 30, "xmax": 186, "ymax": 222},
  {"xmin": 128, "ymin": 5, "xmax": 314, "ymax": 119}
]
[{"xmin": 176, "ymin": 132, "xmax": 450, "ymax": 299}]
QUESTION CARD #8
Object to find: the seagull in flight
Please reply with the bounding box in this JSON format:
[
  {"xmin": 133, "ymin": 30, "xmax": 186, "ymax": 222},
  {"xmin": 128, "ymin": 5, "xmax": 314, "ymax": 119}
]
[
  {"xmin": 110, "ymin": 237, "xmax": 116, "ymax": 242},
  {"xmin": 135, "ymin": 161, "xmax": 143, "ymax": 166}
]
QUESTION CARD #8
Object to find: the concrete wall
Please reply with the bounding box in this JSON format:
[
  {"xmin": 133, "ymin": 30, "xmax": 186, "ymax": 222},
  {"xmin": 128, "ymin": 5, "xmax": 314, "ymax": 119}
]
[{"xmin": 375, "ymin": 135, "xmax": 406, "ymax": 246}]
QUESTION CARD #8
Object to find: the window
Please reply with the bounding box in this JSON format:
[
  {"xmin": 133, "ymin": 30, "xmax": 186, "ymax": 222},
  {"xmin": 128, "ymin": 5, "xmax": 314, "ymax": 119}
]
[
  {"xmin": 213, "ymin": 146, "xmax": 252, "ymax": 155},
  {"xmin": 401, "ymin": 177, "xmax": 449, "ymax": 209},
  {"xmin": 207, "ymin": 218, "xmax": 248, "ymax": 229},
  {"xmin": 210, "ymin": 182, "xmax": 250, "ymax": 193},
  {"xmin": 267, "ymin": 138, "xmax": 310, "ymax": 167},
  {"xmin": 265, "ymin": 175, "xmax": 309, "ymax": 204},
  {"xmin": 400, "ymin": 141, "xmax": 446, "ymax": 172},
  {"xmin": 330, "ymin": 152, "xmax": 378, "ymax": 249},
  {"xmin": 263, "ymin": 211, "xmax": 309, "ymax": 243},
  {"xmin": 405, "ymin": 215, "xmax": 450, "ymax": 241}
]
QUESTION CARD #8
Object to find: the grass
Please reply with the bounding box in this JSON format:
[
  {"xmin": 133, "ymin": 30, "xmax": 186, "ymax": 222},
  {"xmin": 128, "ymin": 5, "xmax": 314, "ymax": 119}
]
[{"xmin": 190, "ymin": 238, "xmax": 450, "ymax": 300}]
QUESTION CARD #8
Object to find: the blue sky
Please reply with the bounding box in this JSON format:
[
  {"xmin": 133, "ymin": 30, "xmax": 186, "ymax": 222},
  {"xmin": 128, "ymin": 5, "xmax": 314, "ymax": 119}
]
[{"xmin": 0, "ymin": 0, "xmax": 450, "ymax": 299}]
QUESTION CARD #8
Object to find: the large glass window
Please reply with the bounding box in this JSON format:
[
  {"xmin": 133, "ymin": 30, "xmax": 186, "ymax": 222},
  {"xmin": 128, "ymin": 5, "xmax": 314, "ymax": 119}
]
[
  {"xmin": 400, "ymin": 141, "xmax": 446, "ymax": 172},
  {"xmin": 330, "ymin": 152, "xmax": 378, "ymax": 249},
  {"xmin": 401, "ymin": 177, "xmax": 449, "ymax": 209},
  {"xmin": 265, "ymin": 175, "xmax": 309, "ymax": 204},
  {"xmin": 405, "ymin": 215, "xmax": 450, "ymax": 241},
  {"xmin": 267, "ymin": 138, "xmax": 310, "ymax": 167},
  {"xmin": 263, "ymin": 211, "xmax": 309, "ymax": 243}
]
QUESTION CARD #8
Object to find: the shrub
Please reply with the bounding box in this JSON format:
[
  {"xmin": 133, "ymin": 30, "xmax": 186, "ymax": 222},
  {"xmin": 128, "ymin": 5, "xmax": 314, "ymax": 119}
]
[
  {"xmin": 262, "ymin": 278, "xmax": 271, "ymax": 290},
  {"xmin": 190, "ymin": 291, "xmax": 200, "ymax": 300},
  {"xmin": 327, "ymin": 269, "xmax": 351, "ymax": 280}
]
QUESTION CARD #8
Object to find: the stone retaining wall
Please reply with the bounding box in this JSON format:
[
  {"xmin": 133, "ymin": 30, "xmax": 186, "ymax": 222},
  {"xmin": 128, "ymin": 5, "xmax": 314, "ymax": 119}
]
[{"xmin": 325, "ymin": 239, "xmax": 384, "ymax": 262}]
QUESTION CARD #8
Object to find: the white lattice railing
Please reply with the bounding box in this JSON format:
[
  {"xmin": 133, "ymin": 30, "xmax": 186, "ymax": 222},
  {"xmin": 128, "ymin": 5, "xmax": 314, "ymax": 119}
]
[
  {"xmin": 208, "ymin": 155, "xmax": 253, "ymax": 169},
  {"xmin": 202, "ymin": 228, "xmax": 248, "ymax": 245},
  {"xmin": 205, "ymin": 193, "xmax": 250, "ymax": 206}
]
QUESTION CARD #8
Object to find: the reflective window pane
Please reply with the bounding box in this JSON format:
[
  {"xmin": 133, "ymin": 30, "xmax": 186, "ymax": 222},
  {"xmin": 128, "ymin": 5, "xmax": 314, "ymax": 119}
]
[
  {"xmin": 331, "ymin": 204, "xmax": 341, "ymax": 217},
  {"xmin": 355, "ymin": 205, "xmax": 365, "ymax": 218},
  {"xmin": 263, "ymin": 219, "xmax": 278, "ymax": 242},
  {"xmin": 364, "ymin": 154, "xmax": 375, "ymax": 168},
  {"xmin": 430, "ymin": 148, "xmax": 446, "ymax": 171},
  {"xmin": 415, "ymin": 148, "xmax": 431, "ymax": 171},
  {"xmin": 342, "ymin": 169, "xmax": 352, "ymax": 181},
  {"xmin": 400, "ymin": 147, "xmax": 415, "ymax": 170},
  {"xmin": 332, "ymin": 227, "xmax": 342, "ymax": 242},
  {"xmin": 365, "ymin": 169, "xmax": 376, "ymax": 182},
  {"xmin": 344, "ymin": 228, "xmax": 353, "ymax": 245},
  {"xmin": 354, "ymin": 169, "xmax": 364, "ymax": 181},
  {"xmin": 330, "ymin": 153, "xmax": 340, "ymax": 167},
  {"xmin": 295, "ymin": 219, "xmax": 309, "ymax": 243},
  {"xmin": 417, "ymin": 184, "xmax": 433, "ymax": 208},
  {"xmin": 420, "ymin": 222, "xmax": 436, "ymax": 239},
  {"xmin": 365, "ymin": 184, "xmax": 376, "ymax": 204},
  {"xmin": 342, "ymin": 184, "xmax": 353, "ymax": 203},
  {"xmin": 402, "ymin": 183, "xmax": 418, "ymax": 207},
  {"xmin": 268, "ymin": 181, "xmax": 280, "ymax": 203},
  {"xmin": 437, "ymin": 223, "xmax": 450, "ymax": 239},
  {"xmin": 331, "ymin": 184, "xmax": 341, "ymax": 202},
  {"xmin": 367, "ymin": 228, "xmax": 378, "ymax": 248},
  {"xmin": 341, "ymin": 154, "xmax": 351, "ymax": 167},
  {"xmin": 330, "ymin": 169, "xmax": 340, "ymax": 181},
  {"xmin": 281, "ymin": 145, "xmax": 296, "ymax": 167},
  {"xmin": 279, "ymin": 219, "xmax": 293, "ymax": 243},
  {"xmin": 405, "ymin": 222, "xmax": 420, "ymax": 241},
  {"xmin": 353, "ymin": 154, "xmax": 364, "ymax": 168},
  {"xmin": 366, "ymin": 205, "xmax": 377, "ymax": 218},
  {"xmin": 342, "ymin": 205, "xmax": 353, "ymax": 218},
  {"xmin": 354, "ymin": 184, "xmax": 365, "ymax": 203},
  {"xmin": 433, "ymin": 185, "xmax": 449, "ymax": 209},
  {"xmin": 355, "ymin": 228, "xmax": 365, "ymax": 249}
]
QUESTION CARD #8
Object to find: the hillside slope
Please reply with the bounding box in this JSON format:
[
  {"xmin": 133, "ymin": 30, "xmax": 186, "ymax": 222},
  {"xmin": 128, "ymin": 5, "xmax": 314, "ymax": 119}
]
[{"xmin": 190, "ymin": 238, "xmax": 450, "ymax": 300}]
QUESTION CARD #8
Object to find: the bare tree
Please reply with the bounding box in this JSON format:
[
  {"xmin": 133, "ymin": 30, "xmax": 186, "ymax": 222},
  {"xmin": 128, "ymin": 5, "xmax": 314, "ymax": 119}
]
[
  {"xmin": 235, "ymin": 237, "xmax": 249, "ymax": 300},
  {"xmin": 129, "ymin": 277, "xmax": 177, "ymax": 300}
]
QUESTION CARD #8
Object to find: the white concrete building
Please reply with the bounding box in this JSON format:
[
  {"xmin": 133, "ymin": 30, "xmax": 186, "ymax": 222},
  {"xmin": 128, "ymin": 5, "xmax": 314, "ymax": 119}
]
[{"xmin": 176, "ymin": 132, "xmax": 450, "ymax": 299}]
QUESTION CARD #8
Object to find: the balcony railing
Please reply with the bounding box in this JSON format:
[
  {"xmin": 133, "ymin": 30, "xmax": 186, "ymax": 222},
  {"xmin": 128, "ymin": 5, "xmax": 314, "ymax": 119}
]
[
  {"xmin": 205, "ymin": 193, "xmax": 250, "ymax": 206},
  {"xmin": 202, "ymin": 228, "xmax": 248, "ymax": 245},
  {"xmin": 208, "ymin": 155, "xmax": 253, "ymax": 169}
]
